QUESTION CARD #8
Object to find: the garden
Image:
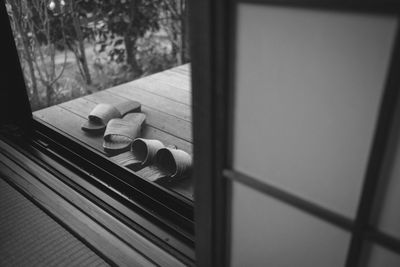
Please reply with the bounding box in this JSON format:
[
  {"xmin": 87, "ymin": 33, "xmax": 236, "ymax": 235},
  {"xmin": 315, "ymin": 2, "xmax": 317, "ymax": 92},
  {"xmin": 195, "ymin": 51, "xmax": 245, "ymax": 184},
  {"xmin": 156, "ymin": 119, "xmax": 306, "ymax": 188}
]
[{"xmin": 6, "ymin": 0, "xmax": 189, "ymax": 111}]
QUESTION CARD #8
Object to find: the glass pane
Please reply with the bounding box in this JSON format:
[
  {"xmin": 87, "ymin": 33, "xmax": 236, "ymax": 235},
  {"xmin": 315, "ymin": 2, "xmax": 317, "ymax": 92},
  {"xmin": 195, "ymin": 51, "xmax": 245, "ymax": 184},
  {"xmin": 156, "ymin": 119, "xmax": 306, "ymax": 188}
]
[
  {"xmin": 6, "ymin": 0, "xmax": 193, "ymax": 200},
  {"xmin": 230, "ymin": 182, "xmax": 350, "ymax": 267},
  {"xmin": 233, "ymin": 4, "xmax": 398, "ymax": 217}
]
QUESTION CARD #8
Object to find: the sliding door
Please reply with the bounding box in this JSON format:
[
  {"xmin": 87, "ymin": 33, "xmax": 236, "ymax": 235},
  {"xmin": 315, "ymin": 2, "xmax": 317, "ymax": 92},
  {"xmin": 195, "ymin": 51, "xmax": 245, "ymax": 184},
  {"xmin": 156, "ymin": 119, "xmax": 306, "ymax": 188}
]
[{"xmin": 225, "ymin": 2, "xmax": 400, "ymax": 267}]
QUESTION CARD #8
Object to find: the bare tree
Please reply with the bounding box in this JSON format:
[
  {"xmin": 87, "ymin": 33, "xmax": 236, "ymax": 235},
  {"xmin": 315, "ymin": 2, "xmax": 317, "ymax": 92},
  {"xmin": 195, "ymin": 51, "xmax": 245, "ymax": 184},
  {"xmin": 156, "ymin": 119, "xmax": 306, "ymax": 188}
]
[
  {"xmin": 67, "ymin": 1, "xmax": 92, "ymax": 85},
  {"xmin": 7, "ymin": 0, "xmax": 40, "ymax": 106},
  {"xmin": 27, "ymin": 0, "xmax": 69, "ymax": 106},
  {"xmin": 8, "ymin": 0, "xmax": 69, "ymax": 107},
  {"xmin": 162, "ymin": 0, "xmax": 189, "ymax": 65},
  {"xmin": 39, "ymin": 0, "xmax": 93, "ymax": 87}
]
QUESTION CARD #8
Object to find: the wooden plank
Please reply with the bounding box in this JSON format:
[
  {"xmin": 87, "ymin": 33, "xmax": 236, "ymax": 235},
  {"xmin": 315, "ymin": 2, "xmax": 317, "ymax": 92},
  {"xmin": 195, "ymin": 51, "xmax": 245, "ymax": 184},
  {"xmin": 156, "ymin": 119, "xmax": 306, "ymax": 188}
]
[
  {"xmin": 165, "ymin": 65, "xmax": 190, "ymax": 76},
  {"xmin": 58, "ymin": 97, "xmax": 95, "ymax": 118},
  {"xmin": 173, "ymin": 68, "xmax": 190, "ymax": 76},
  {"xmin": 166, "ymin": 68, "xmax": 191, "ymax": 80},
  {"xmin": 165, "ymin": 68, "xmax": 191, "ymax": 80},
  {"xmin": 174, "ymin": 63, "xmax": 190, "ymax": 71},
  {"xmin": 84, "ymin": 90, "xmax": 192, "ymax": 142},
  {"xmin": 58, "ymin": 96, "xmax": 193, "ymax": 154},
  {"xmin": 107, "ymin": 82, "xmax": 191, "ymax": 122},
  {"xmin": 173, "ymin": 64, "xmax": 190, "ymax": 75},
  {"xmin": 132, "ymin": 76, "xmax": 191, "ymax": 105},
  {"xmin": 147, "ymin": 73, "xmax": 191, "ymax": 93},
  {"xmin": 147, "ymin": 71, "xmax": 191, "ymax": 92},
  {"xmin": 151, "ymin": 65, "xmax": 190, "ymax": 78},
  {"xmin": 33, "ymin": 106, "xmax": 105, "ymax": 153},
  {"xmin": 145, "ymin": 66, "xmax": 191, "ymax": 93}
]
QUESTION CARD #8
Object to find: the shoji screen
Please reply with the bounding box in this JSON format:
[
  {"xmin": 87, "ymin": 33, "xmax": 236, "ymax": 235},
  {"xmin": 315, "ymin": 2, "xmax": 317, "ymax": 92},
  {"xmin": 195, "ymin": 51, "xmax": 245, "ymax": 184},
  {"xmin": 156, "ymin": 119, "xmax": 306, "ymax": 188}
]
[
  {"xmin": 365, "ymin": 244, "xmax": 400, "ymax": 266},
  {"xmin": 364, "ymin": 84, "xmax": 400, "ymax": 267},
  {"xmin": 229, "ymin": 3, "xmax": 399, "ymax": 266},
  {"xmin": 230, "ymin": 182, "xmax": 351, "ymax": 266}
]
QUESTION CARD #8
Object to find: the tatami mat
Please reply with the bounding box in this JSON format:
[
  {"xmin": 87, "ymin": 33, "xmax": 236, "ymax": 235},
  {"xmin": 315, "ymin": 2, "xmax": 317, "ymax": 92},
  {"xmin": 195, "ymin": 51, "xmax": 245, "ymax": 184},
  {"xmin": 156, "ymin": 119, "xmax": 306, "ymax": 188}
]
[{"xmin": 0, "ymin": 177, "xmax": 110, "ymax": 267}]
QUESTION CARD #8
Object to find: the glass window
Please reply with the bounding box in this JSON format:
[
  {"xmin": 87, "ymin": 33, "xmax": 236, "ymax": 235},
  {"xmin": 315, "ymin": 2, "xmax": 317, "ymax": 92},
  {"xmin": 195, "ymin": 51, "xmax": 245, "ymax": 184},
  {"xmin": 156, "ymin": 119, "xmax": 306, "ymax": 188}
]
[{"xmin": 6, "ymin": 0, "xmax": 194, "ymax": 201}]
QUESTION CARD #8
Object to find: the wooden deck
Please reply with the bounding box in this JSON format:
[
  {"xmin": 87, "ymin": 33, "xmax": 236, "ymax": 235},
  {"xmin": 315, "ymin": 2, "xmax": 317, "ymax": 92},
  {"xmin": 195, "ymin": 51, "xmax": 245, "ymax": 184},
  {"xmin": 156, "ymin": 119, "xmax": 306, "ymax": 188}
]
[{"xmin": 33, "ymin": 64, "xmax": 193, "ymax": 200}]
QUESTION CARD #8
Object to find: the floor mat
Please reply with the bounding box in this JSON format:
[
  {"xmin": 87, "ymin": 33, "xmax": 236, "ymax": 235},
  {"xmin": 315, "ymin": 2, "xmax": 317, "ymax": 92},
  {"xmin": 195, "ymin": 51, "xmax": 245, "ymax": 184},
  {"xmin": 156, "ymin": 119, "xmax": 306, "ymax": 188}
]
[{"xmin": 0, "ymin": 177, "xmax": 110, "ymax": 267}]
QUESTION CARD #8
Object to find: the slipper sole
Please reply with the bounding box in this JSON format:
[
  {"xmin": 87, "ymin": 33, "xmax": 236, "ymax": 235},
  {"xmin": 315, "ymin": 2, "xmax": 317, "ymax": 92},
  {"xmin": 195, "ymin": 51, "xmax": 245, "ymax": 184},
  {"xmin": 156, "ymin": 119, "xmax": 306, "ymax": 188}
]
[{"xmin": 81, "ymin": 120, "xmax": 106, "ymax": 134}]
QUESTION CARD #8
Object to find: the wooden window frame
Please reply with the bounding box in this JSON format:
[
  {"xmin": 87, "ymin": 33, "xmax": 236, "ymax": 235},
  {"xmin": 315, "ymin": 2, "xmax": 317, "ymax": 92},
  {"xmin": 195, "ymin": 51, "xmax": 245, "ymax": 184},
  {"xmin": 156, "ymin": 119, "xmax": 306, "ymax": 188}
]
[{"xmin": 189, "ymin": 0, "xmax": 233, "ymax": 266}]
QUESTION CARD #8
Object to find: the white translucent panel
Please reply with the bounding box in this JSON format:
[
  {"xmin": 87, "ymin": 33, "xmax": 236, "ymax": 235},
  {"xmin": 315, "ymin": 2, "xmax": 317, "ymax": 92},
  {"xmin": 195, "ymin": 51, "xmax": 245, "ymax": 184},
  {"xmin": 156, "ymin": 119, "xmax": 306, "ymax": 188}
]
[
  {"xmin": 374, "ymin": 107, "xmax": 400, "ymax": 239},
  {"xmin": 233, "ymin": 4, "xmax": 398, "ymax": 217},
  {"xmin": 367, "ymin": 244, "xmax": 400, "ymax": 267},
  {"xmin": 230, "ymin": 182, "xmax": 350, "ymax": 267}
]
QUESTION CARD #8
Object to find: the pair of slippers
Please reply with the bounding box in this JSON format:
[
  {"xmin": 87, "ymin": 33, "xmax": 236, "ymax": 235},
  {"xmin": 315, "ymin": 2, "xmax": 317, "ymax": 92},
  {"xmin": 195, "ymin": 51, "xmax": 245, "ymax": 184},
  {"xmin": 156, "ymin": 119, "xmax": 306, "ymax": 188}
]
[
  {"xmin": 111, "ymin": 138, "xmax": 192, "ymax": 182},
  {"xmin": 81, "ymin": 101, "xmax": 146, "ymax": 154}
]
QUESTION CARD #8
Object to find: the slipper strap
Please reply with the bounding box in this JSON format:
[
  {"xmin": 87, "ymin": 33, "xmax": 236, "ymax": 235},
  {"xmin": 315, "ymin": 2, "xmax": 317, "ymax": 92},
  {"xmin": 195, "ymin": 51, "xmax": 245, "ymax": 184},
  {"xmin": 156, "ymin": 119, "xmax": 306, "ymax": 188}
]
[
  {"xmin": 131, "ymin": 138, "xmax": 165, "ymax": 165},
  {"xmin": 168, "ymin": 149, "xmax": 193, "ymax": 178},
  {"xmin": 104, "ymin": 118, "xmax": 141, "ymax": 141},
  {"xmin": 88, "ymin": 104, "xmax": 121, "ymax": 124},
  {"xmin": 117, "ymin": 100, "xmax": 141, "ymax": 115},
  {"xmin": 154, "ymin": 148, "xmax": 192, "ymax": 178}
]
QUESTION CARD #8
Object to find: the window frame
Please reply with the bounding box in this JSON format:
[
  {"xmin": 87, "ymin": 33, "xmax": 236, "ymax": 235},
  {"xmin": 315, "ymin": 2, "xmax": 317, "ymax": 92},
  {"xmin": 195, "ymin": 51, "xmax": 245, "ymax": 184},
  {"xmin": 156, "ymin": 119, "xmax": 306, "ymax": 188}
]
[
  {"xmin": 0, "ymin": 1, "xmax": 196, "ymax": 262},
  {"xmin": 189, "ymin": 0, "xmax": 233, "ymax": 266}
]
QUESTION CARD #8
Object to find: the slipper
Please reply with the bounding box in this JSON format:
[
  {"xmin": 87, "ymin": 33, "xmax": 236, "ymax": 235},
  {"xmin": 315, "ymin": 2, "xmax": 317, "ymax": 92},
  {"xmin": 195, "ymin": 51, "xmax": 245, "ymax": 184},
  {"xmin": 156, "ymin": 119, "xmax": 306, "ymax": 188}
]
[
  {"xmin": 103, "ymin": 113, "xmax": 146, "ymax": 154},
  {"xmin": 81, "ymin": 100, "xmax": 141, "ymax": 134},
  {"xmin": 135, "ymin": 147, "xmax": 192, "ymax": 182},
  {"xmin": 110, "ymin": 138, "xmax": 165, "ymax": 169}
]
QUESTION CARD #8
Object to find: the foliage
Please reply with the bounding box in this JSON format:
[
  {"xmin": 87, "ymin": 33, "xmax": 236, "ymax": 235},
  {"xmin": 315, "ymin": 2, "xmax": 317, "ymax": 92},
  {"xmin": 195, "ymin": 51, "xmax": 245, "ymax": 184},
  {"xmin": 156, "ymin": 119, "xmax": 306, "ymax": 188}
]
[
  {"xmin": 91, "ymin": 0, "xmax": 163, "ymax": 74},
  {"xmin": 160, "ymin": 0, "xmax": 189, "ymax": 64},
  {"xmin": 6, "ymin": 0, "xmax": 69, "ymax": 108},
  {"xmin": 6, "ymin": 0, "xmax": 190, "ymax": 111}
]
